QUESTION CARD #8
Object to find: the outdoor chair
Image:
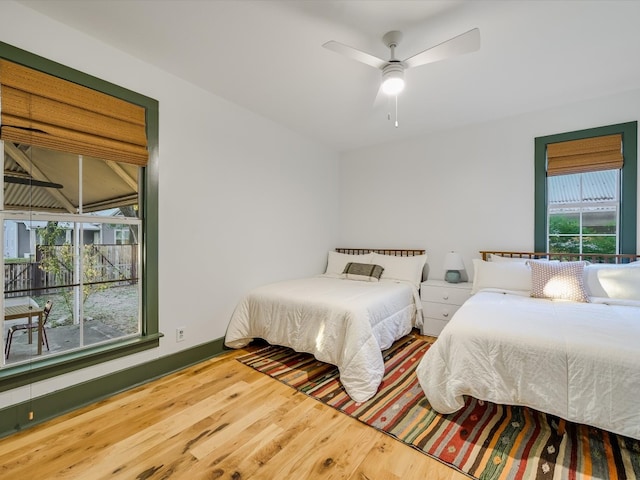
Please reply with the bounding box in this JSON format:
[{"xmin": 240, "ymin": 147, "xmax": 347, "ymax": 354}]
[{"xmin": 4, "ymin": 300, "xmax": 53, "ymax": 359}]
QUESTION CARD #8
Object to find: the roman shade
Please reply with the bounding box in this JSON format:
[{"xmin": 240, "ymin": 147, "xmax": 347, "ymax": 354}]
[
  {"xmin": 0, "ymin": 59, "xmax": 148, "ymax": 166},
  {"xmin": 546, "ymin": 134, "xmax": 623, "ymax": 176}
]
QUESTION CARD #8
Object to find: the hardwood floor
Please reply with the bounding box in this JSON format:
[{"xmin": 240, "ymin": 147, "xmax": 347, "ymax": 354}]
[{"xmin": 0, "ymin": 337, "xmax": 468, "ymax": 479}]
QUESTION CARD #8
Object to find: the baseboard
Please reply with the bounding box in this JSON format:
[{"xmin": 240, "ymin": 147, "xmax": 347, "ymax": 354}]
[{"xmin": 0, "ymin": 337, "xmax": 230, "ymax": 438}]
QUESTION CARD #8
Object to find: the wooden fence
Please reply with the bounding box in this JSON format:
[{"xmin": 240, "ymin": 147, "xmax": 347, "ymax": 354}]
[{"xmin": 4, "ymin": 244, "xmax": 138, "ymax": 297}]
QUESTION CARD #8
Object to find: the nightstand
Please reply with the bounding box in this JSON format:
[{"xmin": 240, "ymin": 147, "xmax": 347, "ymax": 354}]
[{"xmin": 420, "ymin": 280, "xmax": 472, "ymax": 336}]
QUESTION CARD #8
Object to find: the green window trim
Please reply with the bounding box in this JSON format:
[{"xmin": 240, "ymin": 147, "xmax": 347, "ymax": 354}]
[
  {"xmin": 534, "ymin": 121, "xmax": 637, "ymax": 254},
  {"xmin": 0, "ymin": 41, "xmax": 160, "ymax": 391},
  {"xmin": 0, "ymin": 334, "xmax": 162, "ymax": 392},
  {"xmin": 0, "ymin": 337, "xmax": 227, "ymax": 438}
]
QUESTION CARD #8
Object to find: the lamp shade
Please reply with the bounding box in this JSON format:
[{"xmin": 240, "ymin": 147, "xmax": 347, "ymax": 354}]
[{"xmin": 443, "ymin": 251, "xmax": 465, "ymax": 271}]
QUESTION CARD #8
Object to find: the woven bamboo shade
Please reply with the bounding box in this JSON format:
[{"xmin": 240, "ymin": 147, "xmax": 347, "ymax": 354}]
[
  {"xmin": 547, "ymin": 134, "xmax": 622, "ymax": 176},
  {"xmin": 0, "ymin": 59, "xmax": 148, "ymax": 166}
]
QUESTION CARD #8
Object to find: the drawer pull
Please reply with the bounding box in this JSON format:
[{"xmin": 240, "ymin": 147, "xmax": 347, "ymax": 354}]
[
  {"xmin": 442, "ymin": 312, "xmax": 449, "ymax": 318},
  {"xmin": 442, "ymin": 295, "xmax": 449, "ymax": 300}
]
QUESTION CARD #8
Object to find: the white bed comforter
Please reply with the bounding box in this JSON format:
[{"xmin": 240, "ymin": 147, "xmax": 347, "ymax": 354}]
[
  {"xmin": 226, "ymin": 275, "xmax": 419, "ymax": 402},
  {"xmin": 417, "ymin": 291, "xmax": 640, "ymax": 440}
]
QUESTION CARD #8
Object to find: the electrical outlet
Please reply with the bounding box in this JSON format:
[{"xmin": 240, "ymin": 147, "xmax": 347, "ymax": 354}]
[{"xmin": 176, "ymin": 327, "xmax": 185, "ymax": 342}]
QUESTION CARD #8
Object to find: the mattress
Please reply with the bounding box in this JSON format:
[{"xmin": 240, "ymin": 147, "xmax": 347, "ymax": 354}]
[
  {"xmin": 225, "ymin": 275, "xmax": 419, "ymax": 402},
  {"xmin": 417, "ymin": 291, "xmax": 640, "ymax": 439}
]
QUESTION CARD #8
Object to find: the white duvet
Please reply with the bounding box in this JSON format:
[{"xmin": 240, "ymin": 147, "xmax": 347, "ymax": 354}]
[
  {"xmin": 225, "ymin": 275, "xmax": 419, "ymax": 402},
  {"xmin": 417, "ymin": 291, "xmax": 640, "ymax": 440}
]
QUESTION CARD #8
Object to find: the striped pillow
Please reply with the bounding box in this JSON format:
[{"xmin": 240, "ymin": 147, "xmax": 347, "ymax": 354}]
[
  {"xmin": 529, "ymin": 260, "xmax": 589, "ymax": 302},
  {"xmin": 343, "ymin": 263, "xmax": 384, "ymax": 282}
]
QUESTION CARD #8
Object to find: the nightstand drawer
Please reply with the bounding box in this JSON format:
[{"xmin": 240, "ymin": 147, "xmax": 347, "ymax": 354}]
[
  {"xmin": 421, "ymin": 286, "xmax": 470, "ymax": 306},
  {"xmin": 421, "ymin": 316, "xmax": 449, "ymax": 337},
  {"xmin": 422, "ymin": 302, "xmax": 460, "ymax": 321}
]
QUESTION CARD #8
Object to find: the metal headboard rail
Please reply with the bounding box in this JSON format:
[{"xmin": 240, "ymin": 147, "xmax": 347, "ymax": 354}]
[
  {"xmin": 336, "ymin": 248, "xmax": 425, "ymax": 257},
  {"xmin": 480, "ymin": 250, "xmax": 640, "ymax": 264}
]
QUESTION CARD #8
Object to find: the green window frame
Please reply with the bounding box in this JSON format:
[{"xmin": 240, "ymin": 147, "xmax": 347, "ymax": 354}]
[
  {"xmin": 534, "ymin": 121, "xmax": 637, "ymax": 254},
  {"xmin": 0, "ymin": 41, "xmax": 160, "ymax": 391}
]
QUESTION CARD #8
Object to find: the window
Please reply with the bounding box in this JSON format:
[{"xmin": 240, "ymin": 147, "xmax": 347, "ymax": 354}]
[
  {"xmin": 0, "ymin": 45, "xmax": 159, "ymax": 388},
  {"xmin": 2, "ymin": 146, "xmax": 142, "ymax": 364},
  {"xmin": 547, "ymin": 169, "xmax": 619, "ymax": 254},
  {"xmin": 535, "ymin": 122, "xmax": 637, "ymax": 255},
  {"xmin": 115, "ymin": 227, "xmax": 131, "ymax": 245}
]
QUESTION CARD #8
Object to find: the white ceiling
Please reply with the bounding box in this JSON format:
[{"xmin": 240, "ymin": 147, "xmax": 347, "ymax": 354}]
[{"xmin": 18, "ymin": 0, "xmax": 640, "ymax": 152}]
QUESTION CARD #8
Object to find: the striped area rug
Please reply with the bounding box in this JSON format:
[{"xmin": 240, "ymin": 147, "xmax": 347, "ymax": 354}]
[{"xmin": 238, "ymin": 335, "xmax": 640, "ymax": 480}]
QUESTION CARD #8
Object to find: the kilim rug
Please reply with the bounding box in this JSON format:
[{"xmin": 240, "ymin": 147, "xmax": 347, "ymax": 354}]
[{"xmin": 237, "ymin": 335, "xmax": 640, "ymax": 480}]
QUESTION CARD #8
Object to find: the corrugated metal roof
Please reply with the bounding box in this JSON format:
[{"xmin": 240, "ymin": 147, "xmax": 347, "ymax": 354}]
[
  {"xmin": 548, "ymin": 170, "xmax": 617, "ymax": 204},
  {"xmin": 3, "ymin": 143, "xmax": 138, "ymax": 214},
  {"xmin": 3, "ymin": 182, "xmax": 60, "ymax": 211}
]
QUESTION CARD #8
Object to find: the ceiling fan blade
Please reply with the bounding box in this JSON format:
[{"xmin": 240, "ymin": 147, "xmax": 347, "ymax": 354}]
[
  {"xmin": 4, "ymin": 175, "xmax": 63, "ymax": 189},
  {"xmin": 403, "ymin": 28, "xmax": 480, "ymax": 69},
  {"xmin": 322, "ymin": 40, "xmax": 387, "ymax": 69},
  {"xmin": 372, "ymin": 83, "xmax": 389, "ymax": 109}
]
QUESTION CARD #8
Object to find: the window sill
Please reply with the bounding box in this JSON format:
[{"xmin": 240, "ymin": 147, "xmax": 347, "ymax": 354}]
[{"xmin": 0, "ymin": 332, "xmax": 163, "ymax": 392}]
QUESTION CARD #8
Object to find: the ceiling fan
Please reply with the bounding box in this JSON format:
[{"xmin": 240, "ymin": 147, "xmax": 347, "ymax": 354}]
[
  {"xmin": 4, "ymin": 174, "xmax": 63, "ymax": 189},
  {"xmin": 323, "ymin": 28, "xmax": 480, "ymax": 98}
]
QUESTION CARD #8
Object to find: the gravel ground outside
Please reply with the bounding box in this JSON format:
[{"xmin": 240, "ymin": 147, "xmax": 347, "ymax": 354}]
[{"xmin": 33, "ymin": 283, "xmax": 139, "ymax": 335}]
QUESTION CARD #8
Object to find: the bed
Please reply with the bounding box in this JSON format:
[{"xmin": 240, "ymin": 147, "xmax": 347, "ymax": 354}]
[
  {"xmin": 225, "ymin": 248, "xmax": 427, "ymax": 402},
  {"xmin": 417, "ymin": 251, "xmax": 640, "ymax": 440}
]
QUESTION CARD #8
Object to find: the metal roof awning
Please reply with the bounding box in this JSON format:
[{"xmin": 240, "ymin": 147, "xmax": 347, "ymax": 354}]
[{"xmin": 3, "ymin": 142, "xmax": 139, "ymax": 214}]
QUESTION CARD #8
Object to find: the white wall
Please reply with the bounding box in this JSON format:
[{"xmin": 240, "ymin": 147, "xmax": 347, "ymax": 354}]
[
  {"xmin": 0, "ymin": 2, "xmax": 340, "ymax": 408},
  {"xmin": 339, "ymin": 88, "xmax": 640, "ymax": 282},
  {"xmin": 3, "ymin": 0, "xmax": 639, "ymax": 412}
]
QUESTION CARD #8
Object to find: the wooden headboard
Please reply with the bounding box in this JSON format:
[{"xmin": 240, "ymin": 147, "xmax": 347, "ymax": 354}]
[
  {"xmin": 336, "ymin": 248, "xmax": 425, "ymax": 256},
  {"xmin": 481, "ymin": 250, "xmax": 640, "ymax": 264}
]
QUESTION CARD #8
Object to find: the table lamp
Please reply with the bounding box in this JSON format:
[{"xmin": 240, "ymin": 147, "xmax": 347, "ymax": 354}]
[{"xmin": 444, "ymin": 251, "xmax": 465, "ymax": 283}]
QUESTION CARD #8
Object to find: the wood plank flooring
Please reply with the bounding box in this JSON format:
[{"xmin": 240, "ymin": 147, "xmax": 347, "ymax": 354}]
[{"xmin": 0, "ymin": 336, "xmax": 468, "ymax": 479}]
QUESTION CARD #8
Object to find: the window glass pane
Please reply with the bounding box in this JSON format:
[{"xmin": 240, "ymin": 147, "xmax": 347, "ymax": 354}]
[
  {"xmin": 582, "ymin": 236, "xmax": 617, "ymax": 255},
  {"xmin": 81, "ymin": 155, "xmax": 138, "ymax": 214},
  {"xmin": 4, "ymin": 289, "xmax": 80, "ymax": 364},
  {"xmin": 4, "ymin": 145, "xmax": 78, "ymax": 213},
  {"xmin": 549, "ymin": 211, "xmax": 580, "ymax": 234},
  {"xmin": 80, "ymin": 156, "xmax": 140, "ymax": 346},
  {"xmin": 82, "ymin": 226, "xmax": 140, "ymax": 346},
  {"xmin": 580, "ymin": 170, "xmax": 618, "ymax": 202},
  {"xmin": 548, "ymin": 235, "xmax": 580, "ymax": 253},
  {"xmin": 582, "ymin": 208, "xmax": 617, "ymax": 235},
  {"xmin": 548, "ymin": 173, "xmax": 580, "ymax": 204},
  {"xmin": 4, "ymin": 219, "xmax": 80, "ymax": 364},
  {"xmin": 36, "ymin": 225, "xmax": 82, "ymax": 355}
]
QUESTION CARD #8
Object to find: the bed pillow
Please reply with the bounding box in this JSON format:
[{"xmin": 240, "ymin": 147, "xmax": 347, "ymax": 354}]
[
  {"xmin": 583, "ymin": 262, "xmax": 640, "ymax": 300},
  {"xmin": 471, "ymin": 259, "xmax": 532, "ymax": 295},
  {"xmin": 370, "ymin": 252, "xmax": 427, "ymax": 288},
  {"xmin": 342, "ymin": 262, "xmax": 384, "ymax": 282},
  {"xmin": 529, "ymin": 260, "xmax": 589, "ymax": 302},
  {"xmin": 325, "ymin": 251, "xmax": 374, "ymax": 276}
]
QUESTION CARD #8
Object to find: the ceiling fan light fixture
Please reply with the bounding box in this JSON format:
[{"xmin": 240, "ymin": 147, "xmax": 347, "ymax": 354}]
[{"xmin": 381, "ymin": 63, "xmax": 405, "ymax": 95}]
